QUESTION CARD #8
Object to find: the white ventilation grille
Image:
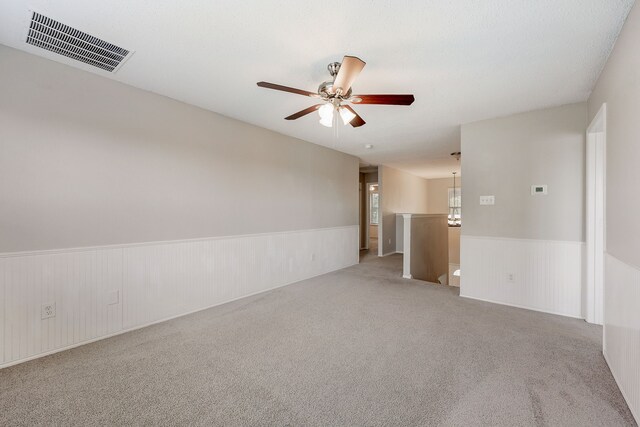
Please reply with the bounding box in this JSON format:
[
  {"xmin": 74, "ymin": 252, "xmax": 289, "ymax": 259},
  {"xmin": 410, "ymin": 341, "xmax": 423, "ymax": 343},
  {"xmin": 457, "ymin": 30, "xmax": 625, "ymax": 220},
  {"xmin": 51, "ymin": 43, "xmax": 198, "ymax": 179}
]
[{"xmin": 26, "ymin": 12, "xmax": 130, "ymax": 72}]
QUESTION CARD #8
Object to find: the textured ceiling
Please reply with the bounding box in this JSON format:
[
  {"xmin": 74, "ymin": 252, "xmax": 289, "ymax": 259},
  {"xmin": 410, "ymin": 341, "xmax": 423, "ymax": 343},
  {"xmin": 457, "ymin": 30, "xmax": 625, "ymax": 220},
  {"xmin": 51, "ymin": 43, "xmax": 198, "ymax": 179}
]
[{"xmin": 0, "ymin": 0, "xmax": 634, "ymax": 178}]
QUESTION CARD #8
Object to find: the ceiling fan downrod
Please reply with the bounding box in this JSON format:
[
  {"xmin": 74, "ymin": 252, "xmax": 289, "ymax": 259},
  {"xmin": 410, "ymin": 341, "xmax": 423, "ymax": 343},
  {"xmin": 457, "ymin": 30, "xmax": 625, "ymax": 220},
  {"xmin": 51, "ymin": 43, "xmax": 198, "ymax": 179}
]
[{"xmin": 327, "ymin": 61, "xmax": 341, "ymax": 78}]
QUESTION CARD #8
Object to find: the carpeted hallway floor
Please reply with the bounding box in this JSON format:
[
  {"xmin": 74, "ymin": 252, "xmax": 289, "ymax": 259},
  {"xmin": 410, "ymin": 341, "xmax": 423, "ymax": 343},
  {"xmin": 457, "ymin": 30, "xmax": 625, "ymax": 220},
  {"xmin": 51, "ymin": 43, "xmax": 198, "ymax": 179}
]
[{"xmin": 0, "ymin": 255, "xmax": 635, "ymax": 426}]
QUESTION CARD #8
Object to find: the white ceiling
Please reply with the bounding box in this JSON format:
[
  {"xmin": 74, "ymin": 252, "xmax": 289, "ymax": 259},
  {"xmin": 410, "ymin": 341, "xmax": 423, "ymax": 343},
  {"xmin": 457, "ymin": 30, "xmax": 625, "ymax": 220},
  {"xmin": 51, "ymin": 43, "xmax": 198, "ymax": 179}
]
[{"xmin": 0, "ymin": 0, "xmax": 634, "ymax": 178}]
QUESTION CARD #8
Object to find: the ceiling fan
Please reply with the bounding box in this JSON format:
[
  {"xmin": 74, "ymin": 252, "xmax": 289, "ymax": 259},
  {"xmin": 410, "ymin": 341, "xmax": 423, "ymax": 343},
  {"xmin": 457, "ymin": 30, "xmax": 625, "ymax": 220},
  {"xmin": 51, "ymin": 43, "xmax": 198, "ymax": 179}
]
[{"xmin": 257, "ymin": 55, "xmax": 415, "ymax": 128}]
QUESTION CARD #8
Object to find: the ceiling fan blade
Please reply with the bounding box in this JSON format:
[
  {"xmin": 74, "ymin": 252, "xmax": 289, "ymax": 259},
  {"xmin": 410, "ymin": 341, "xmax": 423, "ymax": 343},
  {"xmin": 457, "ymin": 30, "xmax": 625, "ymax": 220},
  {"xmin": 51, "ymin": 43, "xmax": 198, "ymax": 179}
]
[
  {"xmin": 342, "ymin": 105, "xmax": 366, "ymax": 127},
  {"xmin": 350, "ymin": 94, "xmax": 415, "ymax": 105},
  {"xmin": 257, "ymin": 81, "xmax": 318, "ymax": 97},
  {"xmin": 332, "ymin": 56, "xmax": 366, "ymax": 95},
  {"xmin": 284, "ymin": 104, "xmax": 323, "ymax": 120}
]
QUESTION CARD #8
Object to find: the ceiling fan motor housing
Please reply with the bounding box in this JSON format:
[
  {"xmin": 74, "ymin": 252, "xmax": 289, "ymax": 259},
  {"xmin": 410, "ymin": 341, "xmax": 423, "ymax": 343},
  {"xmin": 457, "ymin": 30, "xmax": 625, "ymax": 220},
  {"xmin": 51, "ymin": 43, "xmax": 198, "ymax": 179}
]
[
  {"xmin": 318, "ymin": 61, "xmax": 353, "ymax": 99},
  {"xmin": 318, "ymin": 81, "xmax": 352, "ymax": 99}
]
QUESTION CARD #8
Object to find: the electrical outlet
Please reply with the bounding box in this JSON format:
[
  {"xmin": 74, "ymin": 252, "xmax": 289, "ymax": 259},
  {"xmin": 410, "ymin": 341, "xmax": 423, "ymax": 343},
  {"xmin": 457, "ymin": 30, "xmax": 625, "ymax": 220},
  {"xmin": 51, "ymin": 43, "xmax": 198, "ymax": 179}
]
[
  {"xmin": 41, "ymin": 303, "xmax": 55, "ymax": 319},
  {"xmin": 507, "ymin": 273, "xmax": 515, "ymax": 283},
  {"xmin": 310, "ymin": 253, "xmax": 315, "ymax": 261},
  {"xmin": 388, "ymin": 238, "xmax": 392, "ymax": 245}
]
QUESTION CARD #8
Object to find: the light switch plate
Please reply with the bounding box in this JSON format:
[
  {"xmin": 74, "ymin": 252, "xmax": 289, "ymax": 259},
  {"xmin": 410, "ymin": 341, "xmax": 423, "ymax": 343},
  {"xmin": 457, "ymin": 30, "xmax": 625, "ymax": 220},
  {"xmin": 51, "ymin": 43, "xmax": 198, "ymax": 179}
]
[{"xmin": 479, "ymin": 195, "xmax": 495, "ymax": 205}]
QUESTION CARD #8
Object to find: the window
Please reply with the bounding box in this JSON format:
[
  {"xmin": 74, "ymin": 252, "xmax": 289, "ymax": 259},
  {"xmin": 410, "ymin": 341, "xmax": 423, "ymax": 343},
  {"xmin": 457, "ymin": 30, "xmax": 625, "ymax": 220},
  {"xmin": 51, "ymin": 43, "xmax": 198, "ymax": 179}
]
[
  {"xmin": 370, "ymin": 191, "xmax": 379, "ymax": 225},
  {"xmin": 448, "ymin": 187, "xmax": 461, "ymax": 227}
]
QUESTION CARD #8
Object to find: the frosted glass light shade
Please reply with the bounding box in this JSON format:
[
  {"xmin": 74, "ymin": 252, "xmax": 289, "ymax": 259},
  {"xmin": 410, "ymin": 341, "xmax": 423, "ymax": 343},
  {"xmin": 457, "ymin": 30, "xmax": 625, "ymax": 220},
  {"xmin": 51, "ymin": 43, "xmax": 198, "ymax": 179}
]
[
  {"xmin": 339, "ymin": 106, "xmax": 356, "ymax": 125},
  {"xmin": 318, "ymin": 103, "xmax": 334, "ymax": 120},
  {"xmin": 319, "ymin": 116, "xmax": 333, "ymax": 127}
]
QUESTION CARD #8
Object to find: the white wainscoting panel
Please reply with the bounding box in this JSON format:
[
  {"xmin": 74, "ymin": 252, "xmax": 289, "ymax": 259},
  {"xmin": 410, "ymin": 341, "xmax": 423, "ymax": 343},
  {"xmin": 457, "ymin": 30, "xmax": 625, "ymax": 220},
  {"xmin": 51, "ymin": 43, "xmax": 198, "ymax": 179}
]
[
  {"xmin": 604, "ymin": 253, "xmax": 640, "ymax": 422},
  {"xmin": 460, "ymin": 235, "xmax": 583, "ymax": 318},
  {"xmin": 0, "ymin": 226, "xmax": 358, "ymax": 367}
]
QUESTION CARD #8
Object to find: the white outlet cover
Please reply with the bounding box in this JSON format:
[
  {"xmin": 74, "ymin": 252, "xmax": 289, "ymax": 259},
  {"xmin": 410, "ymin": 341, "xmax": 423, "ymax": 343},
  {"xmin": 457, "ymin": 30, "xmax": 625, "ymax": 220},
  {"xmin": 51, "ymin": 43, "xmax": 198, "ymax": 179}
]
[{"xmin": 41, "ymin": 303, "xmax": 55, "ymax": 319}]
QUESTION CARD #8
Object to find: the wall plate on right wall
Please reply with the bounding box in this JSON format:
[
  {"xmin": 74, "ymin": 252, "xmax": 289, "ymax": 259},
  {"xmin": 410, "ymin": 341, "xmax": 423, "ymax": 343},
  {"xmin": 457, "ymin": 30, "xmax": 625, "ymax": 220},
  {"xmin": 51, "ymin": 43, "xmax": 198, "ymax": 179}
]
[{"xmin": 531, "ymin": 184, "xmax": 548, "ymax": 195}]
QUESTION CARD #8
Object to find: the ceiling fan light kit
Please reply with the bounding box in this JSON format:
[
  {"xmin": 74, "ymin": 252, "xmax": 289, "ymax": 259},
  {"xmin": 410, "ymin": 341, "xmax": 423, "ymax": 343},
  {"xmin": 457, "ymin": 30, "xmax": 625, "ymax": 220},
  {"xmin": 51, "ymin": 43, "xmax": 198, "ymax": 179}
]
[
  {"xmin": 339, "ymin": 106, "xmax": 356, "ymax": 125},
  {"xmin": 257, "ymin": 55, "xmax": 415, "ymax": 129},
  {"xmin": 318, "ymin": 103, "xmax": 334, "ymax": 127}
]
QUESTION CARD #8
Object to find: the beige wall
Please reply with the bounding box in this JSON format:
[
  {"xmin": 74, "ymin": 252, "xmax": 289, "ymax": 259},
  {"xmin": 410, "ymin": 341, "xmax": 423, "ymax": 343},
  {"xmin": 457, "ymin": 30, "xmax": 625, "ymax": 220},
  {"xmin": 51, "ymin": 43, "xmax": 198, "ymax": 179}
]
[
  {"xmin": 0, "ymin": 45, "xmax": 359, "ymax": 253},
  {"xmin": 427, "ymin": 177, "xmax": 461, "ymax": 214},
  {"xmin": 461, "ymin": 103, "xmax": 587, "ymax": 242},
  {"xmin": 409, "ymin": 215, "xmax": 448, "ymax": 283},
  {"xmin": 448, "ymin": 227, "xmax": 460, "ymax": 264},
  {"xmin": 589, "ymin": 5, "xmax": 640, "ymax": 268},
  {"xmin": 379, "ymin": 166, "xmax": 429, "ymax": 254},
  {"xmin": 459, "ymin": 103, "xmax": 587, "ymax": 322},
  {"xmin": 588, "ymin": 4, "xmax": 640, "ymax": 421}
]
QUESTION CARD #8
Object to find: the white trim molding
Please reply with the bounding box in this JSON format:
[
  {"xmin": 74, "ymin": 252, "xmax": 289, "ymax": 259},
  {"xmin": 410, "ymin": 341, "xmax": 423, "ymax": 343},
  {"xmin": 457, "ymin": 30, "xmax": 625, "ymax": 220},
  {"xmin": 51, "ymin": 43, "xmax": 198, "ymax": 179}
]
[
  {"xmin": 604, "ymin": 253, "xmax": 640, "ymax": 423},
  {"xmin": 460, "ymin": 235, "xmax": 583, "ymax": 318},
  {"xmin": 381, "ymin": 251, "xmax": 402, "ymax": 257},
  {"xmin": 585, "ymin": 102, "xmax": 607, "ymax": 325},
  {"xmin": 402, "ymin": 214, "xmax": 414, "ymax": 279},
  {"xmin": 0, "ymin": 226, "xmax": 359, "ymax": 368}
]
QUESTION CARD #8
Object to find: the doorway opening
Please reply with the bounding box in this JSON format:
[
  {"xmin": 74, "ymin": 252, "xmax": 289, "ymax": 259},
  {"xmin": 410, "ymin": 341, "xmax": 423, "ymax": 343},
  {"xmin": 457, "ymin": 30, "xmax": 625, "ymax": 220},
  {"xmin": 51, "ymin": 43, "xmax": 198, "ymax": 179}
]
[
  {"xmin": 359, "ymin": 165, "xmax": 379, "ymax": 261},
  {"xmin": 368, "ymin": 183, "xmax": 379, "ymax": 254},
  {"xmin": 585, "ymin": 103, "xmax": 606, "ymax": 325}
]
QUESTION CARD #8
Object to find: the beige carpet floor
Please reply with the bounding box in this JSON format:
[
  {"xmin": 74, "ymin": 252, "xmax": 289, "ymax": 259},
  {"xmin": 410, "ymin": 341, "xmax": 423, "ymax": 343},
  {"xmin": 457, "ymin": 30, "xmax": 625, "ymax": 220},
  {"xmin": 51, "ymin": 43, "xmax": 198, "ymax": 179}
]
[{"xmin": 0, "ymin": 254, "xmax": 636, "ymax": 426}]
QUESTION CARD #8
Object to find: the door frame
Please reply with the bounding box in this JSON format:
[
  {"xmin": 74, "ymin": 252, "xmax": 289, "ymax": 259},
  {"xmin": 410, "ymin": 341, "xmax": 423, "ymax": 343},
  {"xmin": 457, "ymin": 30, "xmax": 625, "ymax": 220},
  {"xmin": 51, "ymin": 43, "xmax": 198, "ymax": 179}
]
[
  {"xmin": 366, "ymin": 182, "xmax": 379, "ymax": 251},
  {"xmin": 359, "ymin": 179, "xmax": 367, "ymax": 250},
  {"xmin": 585, "ymin": 103, "xmax": 606, "ymax": 325}
]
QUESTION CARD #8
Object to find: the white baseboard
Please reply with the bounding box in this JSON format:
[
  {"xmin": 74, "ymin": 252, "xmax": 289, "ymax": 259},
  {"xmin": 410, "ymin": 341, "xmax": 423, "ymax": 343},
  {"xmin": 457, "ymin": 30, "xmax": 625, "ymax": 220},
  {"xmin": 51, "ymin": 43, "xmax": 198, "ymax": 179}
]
[
  {"xmin": 459, "ymin": 294, "xmax": 583, "ymax": 319},
  {"xmin": 0, "ymin": 226, "xmax": 359, "ymax": 368},
  {"xmin": 381, "ymin": 251, "xmax": 402, "ymax": 257}
]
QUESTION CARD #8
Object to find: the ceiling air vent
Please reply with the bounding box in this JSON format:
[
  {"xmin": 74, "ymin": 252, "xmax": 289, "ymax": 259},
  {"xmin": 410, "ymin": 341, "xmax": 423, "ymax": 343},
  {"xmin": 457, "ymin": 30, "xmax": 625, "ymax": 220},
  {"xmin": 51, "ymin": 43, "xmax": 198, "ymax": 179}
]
[{"xmin": 26, "ymin": 12, "xmax": 130, "ymax": 72}]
